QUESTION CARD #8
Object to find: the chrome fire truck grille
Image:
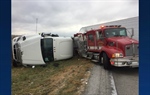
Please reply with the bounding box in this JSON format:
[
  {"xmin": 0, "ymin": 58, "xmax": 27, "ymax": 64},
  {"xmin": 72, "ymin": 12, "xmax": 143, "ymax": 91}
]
[
  {"xmin": 125, "ymin": 44, "xmax": 138, "ymax": 56},
  {"xmin": 13, "ymin": 43, "xmax": 22, "ymax": 63}
]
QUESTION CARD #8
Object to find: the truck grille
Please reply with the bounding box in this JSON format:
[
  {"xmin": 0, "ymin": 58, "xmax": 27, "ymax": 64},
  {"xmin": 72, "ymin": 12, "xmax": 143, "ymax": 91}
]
[
  {"xmin": 13, "ymin": 43, "xmax": 22, "ymax": 63},
  {"xmin": 125, "ymin": 44, "xmax": 138, "ymax": 56}
]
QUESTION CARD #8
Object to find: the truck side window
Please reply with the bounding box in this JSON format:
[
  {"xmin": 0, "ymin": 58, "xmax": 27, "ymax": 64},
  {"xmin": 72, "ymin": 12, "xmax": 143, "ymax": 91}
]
[
  {"xmin": 99, "ymin": 32, "xmax": 103, "ymax": 38},
  {"xmin": 120, "ymin": 30, "xmax": 126, "ymax": 36},
  {"xmin": 88, "ymin": 34, "xmax": 94, "ymax": 41}
]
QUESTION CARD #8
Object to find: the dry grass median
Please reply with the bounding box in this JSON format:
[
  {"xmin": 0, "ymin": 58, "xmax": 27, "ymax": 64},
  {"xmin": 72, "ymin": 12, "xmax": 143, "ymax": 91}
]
[{"xmin": 12, "ymin": 57, "xmax": 93, "ymax": 95}]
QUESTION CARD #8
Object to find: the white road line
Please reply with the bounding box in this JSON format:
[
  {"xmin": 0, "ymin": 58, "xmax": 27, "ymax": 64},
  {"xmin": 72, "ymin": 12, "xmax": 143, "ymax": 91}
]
[{"xmin": 110, "ymin": 72, "xmax": 118, "ymax": 95}]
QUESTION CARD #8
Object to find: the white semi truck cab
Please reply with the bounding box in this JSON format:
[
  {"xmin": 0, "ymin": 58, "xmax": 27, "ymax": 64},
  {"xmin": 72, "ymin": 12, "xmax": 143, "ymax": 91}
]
[{"xmin": 12, "ymin": 33, "xmax": 73, "ymax": 67}]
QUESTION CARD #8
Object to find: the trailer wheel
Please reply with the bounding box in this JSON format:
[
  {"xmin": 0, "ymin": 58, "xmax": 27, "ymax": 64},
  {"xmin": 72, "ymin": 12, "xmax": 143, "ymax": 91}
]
[{"xmin": 103, "ymin": 53, "xmax": 111, "ymax": 70}]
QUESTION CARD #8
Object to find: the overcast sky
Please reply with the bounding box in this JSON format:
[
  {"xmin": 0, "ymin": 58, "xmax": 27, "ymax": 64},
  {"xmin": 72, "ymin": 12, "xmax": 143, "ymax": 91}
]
[{"xmin": 12, "ymin": 0, "xmax": 138, "ymax": 36}]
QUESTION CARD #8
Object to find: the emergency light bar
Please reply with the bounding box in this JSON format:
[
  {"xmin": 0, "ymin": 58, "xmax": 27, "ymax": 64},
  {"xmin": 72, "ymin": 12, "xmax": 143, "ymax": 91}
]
[
  {"xmin": 106, "ymin": 25, "xmax": 121, "ymax": 27},
  {"xmin": 100, "ymin": 25, "xmax": 121, "ymax": 29}
]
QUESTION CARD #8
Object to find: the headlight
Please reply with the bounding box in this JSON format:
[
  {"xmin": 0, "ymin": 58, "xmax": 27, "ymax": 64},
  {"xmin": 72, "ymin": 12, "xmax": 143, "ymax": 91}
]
[{"xmin": 112, "ymin": 53, "xmax": 123, "ymax": 58}]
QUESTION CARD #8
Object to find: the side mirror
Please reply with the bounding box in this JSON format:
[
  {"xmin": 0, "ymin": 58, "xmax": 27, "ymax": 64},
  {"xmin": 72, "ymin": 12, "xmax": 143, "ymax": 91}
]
[
  {"xmin": 131, "ymin": 28, "xmax": 134, "ymax": 38},
  {"xmin": 127, "ymin": 28, "xmax": 134, "ymax": 38}
]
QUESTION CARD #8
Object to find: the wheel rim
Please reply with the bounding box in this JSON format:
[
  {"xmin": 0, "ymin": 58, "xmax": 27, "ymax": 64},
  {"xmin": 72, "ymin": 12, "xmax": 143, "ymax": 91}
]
[{"xmin": 101, "ymin": 57, "xmax": 103, "ymax": 64}]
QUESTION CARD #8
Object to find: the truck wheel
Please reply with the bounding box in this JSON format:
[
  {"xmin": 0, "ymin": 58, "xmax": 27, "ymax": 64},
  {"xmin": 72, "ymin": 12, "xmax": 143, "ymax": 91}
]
[
  {"xmin": 103, "ymin": 53, "xmax": 111, "ymax": 70},
  {"xmin": 12, "ymin": 60, "xmax": 19, "ymax": 67},
  {"xmin": 12, "ymin": 60, "xmax": 22, "ymax": 67},
  {"xmin": 99, "ymin": 54, "xmax": 103, "ymax": 66}
]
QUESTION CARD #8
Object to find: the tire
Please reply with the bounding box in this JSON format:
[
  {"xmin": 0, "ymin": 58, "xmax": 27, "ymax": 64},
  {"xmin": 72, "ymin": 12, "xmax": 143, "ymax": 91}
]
[
  {"xmin": 103, "ymin": 53, "xmax": 112, "ymax": 70},
  {"xmin": 12, "ymin": 60, "xmax": 20, "ymax": 67},
  {"xmin": 99, "ymin": 54, "xmax": 103, "ymax": 66},
  {"xmin": 12, "ymin": 61, "xmax": 18, "ymax": 67}
]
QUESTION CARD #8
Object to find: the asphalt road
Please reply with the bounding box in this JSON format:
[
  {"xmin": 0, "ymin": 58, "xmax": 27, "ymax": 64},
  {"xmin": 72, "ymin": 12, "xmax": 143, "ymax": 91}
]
[
  {"xmin": 83, "ymin": 64, "xmax": 138, "ymax": 95},
  {"xmin": 112, "ymin": 67, "xmax": 138, "ymax": 95}
]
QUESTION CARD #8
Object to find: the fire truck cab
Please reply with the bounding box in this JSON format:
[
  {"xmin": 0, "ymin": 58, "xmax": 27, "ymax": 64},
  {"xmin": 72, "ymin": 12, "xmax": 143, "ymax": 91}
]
[{"xmin": 74, "ymin": 25, "xmax": 139, "ymax": 69}]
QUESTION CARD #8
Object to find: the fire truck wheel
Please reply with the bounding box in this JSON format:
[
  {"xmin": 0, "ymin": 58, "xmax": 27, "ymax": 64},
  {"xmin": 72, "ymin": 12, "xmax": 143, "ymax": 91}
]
[
  {"xmin": 99, "ymin": 54, "xmax": 103, "ymax": 66},
  {"xmin": 103, "ymin": 53, "xmax": 111, "ymax": 70}
]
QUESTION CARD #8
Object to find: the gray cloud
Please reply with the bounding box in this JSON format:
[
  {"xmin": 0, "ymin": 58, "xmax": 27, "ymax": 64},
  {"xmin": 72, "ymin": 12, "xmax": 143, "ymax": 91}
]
[{"xmin": 12, "ymin": 0, "xmax": 138, "ymax": 36}]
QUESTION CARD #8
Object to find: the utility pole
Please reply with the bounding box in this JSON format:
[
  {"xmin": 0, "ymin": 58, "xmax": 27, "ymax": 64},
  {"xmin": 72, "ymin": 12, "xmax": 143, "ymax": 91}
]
[{"xmin": 36, "ymin": 18, "xmax": 38, "ymax": 34}]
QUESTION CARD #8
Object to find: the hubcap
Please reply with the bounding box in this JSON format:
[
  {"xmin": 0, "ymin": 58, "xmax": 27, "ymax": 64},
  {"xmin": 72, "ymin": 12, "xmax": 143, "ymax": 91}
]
[{"xmin": 101, "ymin": 57, "xmax": 103, "ymax": 64}]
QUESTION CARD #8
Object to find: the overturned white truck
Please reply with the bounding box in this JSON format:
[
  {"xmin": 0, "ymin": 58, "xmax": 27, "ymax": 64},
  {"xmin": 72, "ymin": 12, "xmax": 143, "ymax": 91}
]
[{"xmin": 12, "ymin": 33, "xmax": 73, "ymax": 67}]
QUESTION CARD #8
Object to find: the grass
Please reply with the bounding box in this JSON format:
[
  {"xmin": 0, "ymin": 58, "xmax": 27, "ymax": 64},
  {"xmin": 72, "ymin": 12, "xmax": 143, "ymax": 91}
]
[{"xmin": 12, "ymin": 57, "xmax": 94, "ymax": 95}]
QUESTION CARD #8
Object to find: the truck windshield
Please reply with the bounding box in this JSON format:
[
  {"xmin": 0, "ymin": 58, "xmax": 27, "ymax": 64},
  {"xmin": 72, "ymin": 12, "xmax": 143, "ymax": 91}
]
[
  {"xmin": 41, "ymin": 38, "xmax": 54, "ymax": 63},
  {"xmin": 104, "ymin": 28, "xmax": 127, "ymax": 38}
]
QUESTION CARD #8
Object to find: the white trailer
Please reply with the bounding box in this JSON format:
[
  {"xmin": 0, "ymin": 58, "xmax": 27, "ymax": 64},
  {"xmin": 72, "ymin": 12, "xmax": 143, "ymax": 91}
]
[{"xmin": 12, "ymin": 33, "xmax": 73, "ymax": 67}]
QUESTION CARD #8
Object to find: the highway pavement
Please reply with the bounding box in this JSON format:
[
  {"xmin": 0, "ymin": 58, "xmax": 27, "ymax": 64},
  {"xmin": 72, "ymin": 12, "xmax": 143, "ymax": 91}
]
[{"xmin": 83, "ymin": 64, "xmax": 138, "ymax": 95}]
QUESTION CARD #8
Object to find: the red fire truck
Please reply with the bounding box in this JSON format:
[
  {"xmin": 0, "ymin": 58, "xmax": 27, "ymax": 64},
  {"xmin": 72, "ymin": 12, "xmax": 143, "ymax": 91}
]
[{"xmin": 74, "ymin": 25, "xmax": 139, "ymax": 70}]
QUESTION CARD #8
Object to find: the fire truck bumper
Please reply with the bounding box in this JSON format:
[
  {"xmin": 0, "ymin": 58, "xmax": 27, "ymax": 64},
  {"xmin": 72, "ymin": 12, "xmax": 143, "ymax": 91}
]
[{"xmin": 110, "ymin": 56, "xmax": 139, "ymax": 67}]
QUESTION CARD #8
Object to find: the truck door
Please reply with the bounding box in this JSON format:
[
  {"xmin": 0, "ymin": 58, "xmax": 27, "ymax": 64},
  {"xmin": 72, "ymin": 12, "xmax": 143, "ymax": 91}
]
[
  {"xmin": 97, "ymin": 31, "xmax": 104, "ymax": 50},
  {"xmin": 88, "ymin": 34, "xmax": 95, "ymax": 50},
  {"xmin": 41, "ymin": 38, "xmax": 54, "ymax": 63}
]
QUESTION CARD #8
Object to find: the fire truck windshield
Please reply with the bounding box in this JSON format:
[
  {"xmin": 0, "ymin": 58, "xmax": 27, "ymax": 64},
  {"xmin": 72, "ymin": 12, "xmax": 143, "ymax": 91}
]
[{"xmin": 104, "ymin": 28, "xmax": 127, "ymax": 38}]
